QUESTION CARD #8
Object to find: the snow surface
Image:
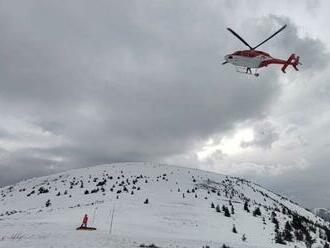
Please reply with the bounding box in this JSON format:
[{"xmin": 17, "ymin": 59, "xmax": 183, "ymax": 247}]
[
  {"xmin": 313, "ymin": 208, "xmax": 330, "ymax": 222},
  {"xmin": 0, "ymin": 162, "xmax": 329, "ymax": 248}
]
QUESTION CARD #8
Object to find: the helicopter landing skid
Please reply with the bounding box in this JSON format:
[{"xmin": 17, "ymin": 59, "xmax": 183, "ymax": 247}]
[{"xmin": 235, "ymin": 66, "xmax": 259, "ymax": 77}]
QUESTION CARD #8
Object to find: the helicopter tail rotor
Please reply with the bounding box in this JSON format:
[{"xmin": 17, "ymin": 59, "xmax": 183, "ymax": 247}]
[
  {"xmin": 281, "ymin": 54, "xmax": 301, "ymax": 73},
  {"xmin": 292, "ymin": 56, "xmax": 301, "ymax": 71}
]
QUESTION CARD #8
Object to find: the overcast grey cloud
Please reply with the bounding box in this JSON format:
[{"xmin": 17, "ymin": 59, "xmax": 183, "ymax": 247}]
[
  {"xmin": 241, "ymin": 121, "xmax": 279, "ymax": 149},
  {"xmin": 0, "ymin": 0, "xmax": 278, "ymax": 179},
  {"xmin": 0, "ymin": 0, "xmax": 329, "ymax": 209}
]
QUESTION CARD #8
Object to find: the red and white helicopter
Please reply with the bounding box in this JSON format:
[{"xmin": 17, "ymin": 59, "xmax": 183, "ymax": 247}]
[{"xmin": 222, "ymin": 24, "xmax": 301, "ymax": 76}]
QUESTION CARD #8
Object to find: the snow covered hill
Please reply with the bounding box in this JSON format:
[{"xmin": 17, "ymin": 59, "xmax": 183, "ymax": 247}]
[
  {"xmin": 0, "ymin": 162, "xmax": 329, "ymax": 248},
  {"xmin": 313, "ymin": 208, "xmax": 330, "ymax": 223}
]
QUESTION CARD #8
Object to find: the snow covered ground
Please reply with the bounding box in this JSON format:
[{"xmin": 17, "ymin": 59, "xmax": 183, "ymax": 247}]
[
  {"xmin": 0, "ymin": 163, "xmax": 329, "ymax": 248},
  {"xmin": 313, "ymin": 208, "xmax": 330, "ymax": 222}
]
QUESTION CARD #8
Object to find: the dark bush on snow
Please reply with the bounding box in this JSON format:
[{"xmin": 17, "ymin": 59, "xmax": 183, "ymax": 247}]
[
  {"xmin": 38, "ymin": 187, "xmax": 49, "ymax": 194},
  {"xmin": 253, "ymin": 207, "xmax": 261, "ymax": 216},
  {"xmin": 139, "ymin": 244, "xmax": 160, "ymax": 248}
]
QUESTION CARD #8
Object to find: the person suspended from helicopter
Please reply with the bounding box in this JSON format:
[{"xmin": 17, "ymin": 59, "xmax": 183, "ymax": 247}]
[{"xmin": 222, "ymin": 24, "xmax": 301, "ymax": 76}]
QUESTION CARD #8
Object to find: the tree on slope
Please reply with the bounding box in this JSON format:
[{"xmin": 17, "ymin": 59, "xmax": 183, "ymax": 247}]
[
  {"xmin": 244, "ymin": 201, "xmax": 250, "ymax": 212},
  {"xmin": 222, "ymin": 205, "xmax": 231, "ymax": 217},
  {"xmin": 285, "ymin": 221, "xmax": 292, "ymax": 231},
  {"xmin": 232, "ymin": 224, "xmax": 237, "ymax": 234},
  {"xmin": 275, "ymin": 231, "xmax": 286, "ymax": 245},
  {"xmin": 283, "ymin": 228, "xmax": 293, "ymax": 242},
  {"xmin": 294, "ymin": 230, "xmax": 304, "ymax": 241},
  {"xmin": 304, "ymin": 232, "xmax": 316, "ymax": 248},
  {"xmin": 253, "ymin": 207, "xmax": 261, "ymax": 216},
  {"xmin": 216, "ymin": 204, "xmax": 221, "ymax": 213}
]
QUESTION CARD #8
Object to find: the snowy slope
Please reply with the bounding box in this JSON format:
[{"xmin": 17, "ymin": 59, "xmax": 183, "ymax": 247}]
[
  {"xmin": 0, "ymin": 162, "xmax": 329, "ymax": 248},
  {"xmin": 313, "ymin": 208, "xmax": 330, "ymax": 222}
]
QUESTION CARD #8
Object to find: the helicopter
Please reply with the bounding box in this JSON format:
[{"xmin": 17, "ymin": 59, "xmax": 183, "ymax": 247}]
[{"xmin": 222, "ymin": 24, "xmax": 301, "ymax": 77}]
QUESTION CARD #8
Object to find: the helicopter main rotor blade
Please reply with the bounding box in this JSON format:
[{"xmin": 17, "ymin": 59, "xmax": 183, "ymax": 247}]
[
  {"xmin": 252, "ymin": 24, "xmax": 287, "ymax": 50},
  {"xmin": 227, "ymin": 28, "xmax": 253, "ymax": 50}
]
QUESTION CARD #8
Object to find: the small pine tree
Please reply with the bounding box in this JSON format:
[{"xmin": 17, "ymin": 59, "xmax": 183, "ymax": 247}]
[
  {"xmin": 244, "ymin": 201, "xmax": 250, "ymax": 212},
  {"xmin": 223, "ymin": 206, "xmax": 231, "ymax": 217},
  {"xmin": 294, "ymin": 230, "xmax": 304, "ymax": 241},
  {"xmin": 232, "ymin": 224, "xmax": 237, "ymax": 233},
  {"xmin": 241, "ymin": 234, "xmax": 247, "ymax": 242},
  {"xmin": 285, "ymin": 221, "xmax": 292, "ymax": 231},
  {"xmin": 275, "ymin": 221, "xmax": 279, "ymax": 232},
  {"xmin": 84, "ymin": 190, "xmax": 89, "ymax": 194},
  {"xmin": 253, "ymin": 207, "xmax": 261, "ymax": 216},
  {"xmin": 326, "ymin": 228, "xmax": 330, "ymax": 242},
  {"xmin": 231, "ymin": 205, "xmax": 235, "ymax": 214},
  {"xmin": 144, "ymin": 198, "xmax": 149, "ymax": 204},
  {"xmin": 283, "ymin": 228, "xmax": 293, "ymax": 242},
  {"xmin": 291, "ymin": 214, "xmax": 303, "ymax": 230},
  {"xmin": 305, "ymin": 232, "xmax": 316, "ymax": 248},
  {"xmin": 272, "ymin": 215, "xmax": 279, "ymax": 231},
  {"xmin": 38, "ymin": 187, "xmax": 49, "ymax": 194},
  {"xmin": 216, "ymin": 204, "xmax": 221, "ymax": 213},
  {"xmin": 211, "ymin": 202, "xmax": 215, "ymax": 208},
  {"xmin": 275, "ymin": 232, "xmax": 286, "ymax": 245},
  {"xmin": 45, "ymin": 199, "xmax": 51, "ymax": 207}
]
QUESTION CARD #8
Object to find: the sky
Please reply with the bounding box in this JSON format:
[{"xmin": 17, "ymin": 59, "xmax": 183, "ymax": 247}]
[{"xmin": 0, "ymin": 0, "xmax": 329, "ymax": 209}]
